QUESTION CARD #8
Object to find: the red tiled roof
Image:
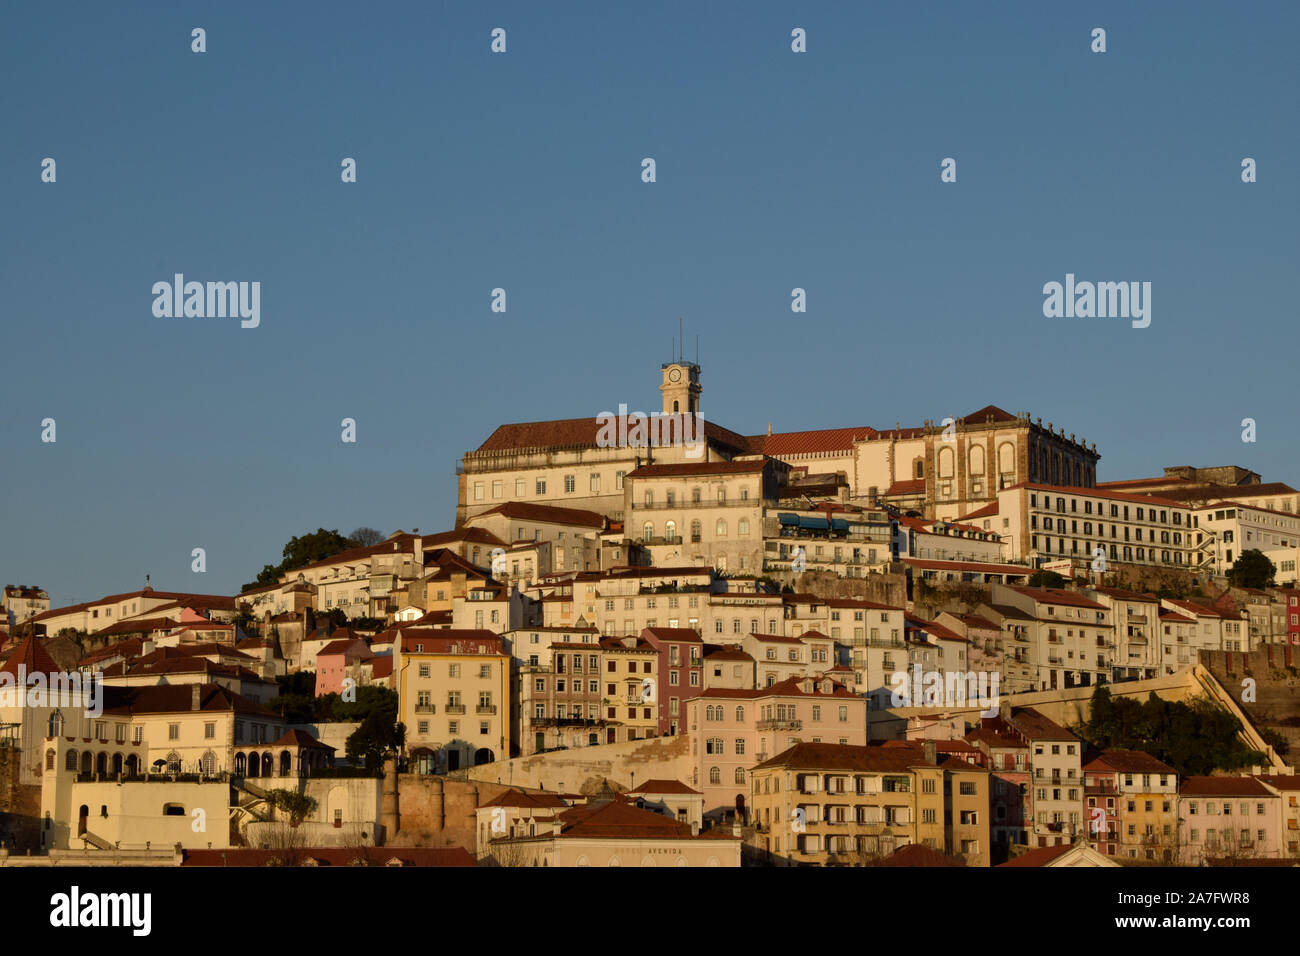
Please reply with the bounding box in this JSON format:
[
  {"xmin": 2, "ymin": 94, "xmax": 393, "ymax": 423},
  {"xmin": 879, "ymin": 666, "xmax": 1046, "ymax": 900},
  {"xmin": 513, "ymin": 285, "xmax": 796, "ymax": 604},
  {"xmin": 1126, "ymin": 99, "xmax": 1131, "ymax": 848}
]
[
  {"xmin": 101, "ymin": 683, "xmax": 277, "ymax": 719},
  {"xmin": 885, "ymin": 479, "xmax": 926, "ymax": 496},
  {"xmin": 696, "ymin": 675, "xmax": 854, "ymax": 700},
  {"xmin": 472, "ymin": 501, "xmax": 606, "ymax": 529},
  {"xmin": 182, "ymin": 847, "xmax": 475, "ymax": 867},
  {"xmin": 627, "ymin": 779, "xmax": 702, "ymax": 796},
  {"xmin": 1007, "ymin": 587, "xmax": 1106, "ymax": 610},
  {"xmin": 475, "ymin": 417, "xmax": 753, "ymax": 455},
  {"xmin": 269, "ymin": 729, "xmax": 335, "ymax": 750},
  {"xmin": 1179, "ymin": 776, "xmax": 1273, "ymax": 796},
  {"xmin": 754, "ymin": 742, "xmax": 941, "ymax": 772},
  {"xmin": 0, "ymin": 635, "xmax": 62, "ymax": 677},
  {"xmin": 31, "ymin": 589, "xmax": 234, "ymax": 623},
  {"xmin": 1008, "ymin": 707, "xmax": 1077, "ymax": 743},
  {"xmin": 749, "ymin": 426, "xmax": 876, "ymax": 457},
  {"xmin": 870, "ymin": 842, "xmax": 965, "ymax": 867},
  {"xmin": 399, "ymin": 630, "xmax": 503, "ymax": 654},
  {"xmin": 998, "ymin": 844, "xmax": 1076, "ymax": 867},
  {"xmin": 481, "ymin": 788, "xmax": 570, "ymax": 809},
  {"xmin": 642, "ymin": 627, "xmax": 704, "ymax": 644},
  {"xmin": 1084, "ymin": 749, "xmax": 1177, "ymax": 775}
]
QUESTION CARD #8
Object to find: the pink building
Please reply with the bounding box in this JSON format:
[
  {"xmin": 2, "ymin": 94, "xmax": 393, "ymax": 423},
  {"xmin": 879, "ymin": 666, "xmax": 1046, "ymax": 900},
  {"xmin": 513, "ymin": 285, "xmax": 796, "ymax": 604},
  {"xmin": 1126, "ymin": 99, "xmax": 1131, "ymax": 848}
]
[
  {"xmin": 1177, "ymin": 776, "xmax": 1283, "ymax": 864},
  {"xmin": 640, "ymin": 627, "xmax": 704, "ymax": 736},
  {"xmin": 314, "ymin": 636, "xmax": 374, "ymax": 696},
  {"xmin": 686, "ymin": 675, "xmax": 867, "ymax": 817}
]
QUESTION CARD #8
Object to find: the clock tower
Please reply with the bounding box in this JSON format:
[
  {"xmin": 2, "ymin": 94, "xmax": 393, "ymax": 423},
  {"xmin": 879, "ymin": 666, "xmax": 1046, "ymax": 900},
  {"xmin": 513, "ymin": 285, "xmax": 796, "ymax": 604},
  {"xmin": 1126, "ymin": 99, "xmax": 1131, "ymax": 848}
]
[{"xmin": 659, "ymin": 362, "xmax": 701, "ymax": 416}]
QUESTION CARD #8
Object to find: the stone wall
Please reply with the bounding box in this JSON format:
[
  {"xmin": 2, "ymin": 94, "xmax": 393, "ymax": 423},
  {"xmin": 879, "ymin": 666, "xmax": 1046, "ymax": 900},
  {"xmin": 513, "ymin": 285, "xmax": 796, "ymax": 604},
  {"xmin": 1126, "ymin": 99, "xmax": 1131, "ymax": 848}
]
[
  {"xmin": 389, "ymin": 775, "xmax": 518, "ymax": 852},
  {"xmin": 465, "ymin": 734, "xmax": 691, "ymax": 795},
  {"xmin": 0, "ymin": 747, "xmax": 42, "ymax": 851},
  {"xmin": 1200, "ymin": 647, "xmax": 1300, "ymax": 758}
]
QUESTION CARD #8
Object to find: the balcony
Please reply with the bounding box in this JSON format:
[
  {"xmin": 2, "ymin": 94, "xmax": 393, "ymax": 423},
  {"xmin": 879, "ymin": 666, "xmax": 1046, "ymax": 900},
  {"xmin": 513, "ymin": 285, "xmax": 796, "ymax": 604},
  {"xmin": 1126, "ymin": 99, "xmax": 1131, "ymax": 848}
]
[
  {"xmin": 414, "ymin": 704, "xmax": 436, "ymax": 714},
  {"xmin": 757, "ymin": 719, "xmax": 802, "ymax": 731},
  {"xmin": 476, "ymin": 705, "xmax": 497, "ymax": 715},
  {"xmin": 444, "ymin": 705, "xmax": 466, "ymax": 715}
]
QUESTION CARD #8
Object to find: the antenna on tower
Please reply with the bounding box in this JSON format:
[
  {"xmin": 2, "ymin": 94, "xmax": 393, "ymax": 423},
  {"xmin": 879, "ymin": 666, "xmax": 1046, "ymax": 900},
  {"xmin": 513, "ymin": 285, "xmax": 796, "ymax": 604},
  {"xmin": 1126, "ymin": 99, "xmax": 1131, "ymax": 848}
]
[
  {"xmin": 695, "ymin": 334, "xmax": 699, "ymax": 365},
  {"xmin": 679, "ymin": 316, "xmax": 683, "ymax": 363}
]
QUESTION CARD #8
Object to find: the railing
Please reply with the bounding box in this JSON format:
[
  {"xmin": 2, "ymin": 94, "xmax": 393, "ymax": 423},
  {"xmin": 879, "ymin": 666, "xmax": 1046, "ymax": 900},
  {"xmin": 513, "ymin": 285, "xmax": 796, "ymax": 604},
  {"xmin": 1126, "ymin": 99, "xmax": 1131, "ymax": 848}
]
[
  {"xmin": 757, "ymin": 719, "xmax": 802, "ymax": 731},
  {"xmin": 414, "ymin": 704, "xmax": 435, "ymax": 714},
  {"xmin": 476, "ymin": 705, "xmax": 497, "ymax": 715},
  {"xmin": 445, "ymin": 705, "xmax": 466, "ymax": 715}
]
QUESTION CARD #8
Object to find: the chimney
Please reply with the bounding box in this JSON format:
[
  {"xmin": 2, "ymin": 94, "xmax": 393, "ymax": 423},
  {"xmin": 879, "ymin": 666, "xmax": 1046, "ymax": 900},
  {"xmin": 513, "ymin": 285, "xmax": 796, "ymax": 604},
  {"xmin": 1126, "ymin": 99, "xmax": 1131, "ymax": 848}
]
[
  {"xmin": 767, "ymin": 423, "xmax": 772, "ymax": 436},
  {"xmin": 923, "ymin": 740, "xmax": 937, "ymax": 765},
  {"xmin": 191, "ymin": 684, "xmax": 201, "ymax": 711}
]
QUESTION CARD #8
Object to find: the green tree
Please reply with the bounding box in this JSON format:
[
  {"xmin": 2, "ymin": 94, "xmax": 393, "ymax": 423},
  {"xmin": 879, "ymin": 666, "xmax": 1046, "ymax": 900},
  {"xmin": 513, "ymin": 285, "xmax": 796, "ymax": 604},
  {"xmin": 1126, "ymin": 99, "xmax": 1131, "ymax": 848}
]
[
  {"xmin": 348, "ymin": 527, "xmax": 385, "ymax": 547},
  {"xmin": 1028, "ymin": 569, "xmax": 1067, "ymax": 589},
  {"xmin": 1227, "ymin": 549, "xmax": 1275, "ymax": 589},
  {"xmin": 346, "ymin": 712, "xmax": 404, "ymax": 770},
  {"xmin": 242, "ymin": 528, "xmax": 354, "ymax": 591},
  {"xmin": 1078, "ymin": 686, "xmax": 1266, "ymax": 776}
]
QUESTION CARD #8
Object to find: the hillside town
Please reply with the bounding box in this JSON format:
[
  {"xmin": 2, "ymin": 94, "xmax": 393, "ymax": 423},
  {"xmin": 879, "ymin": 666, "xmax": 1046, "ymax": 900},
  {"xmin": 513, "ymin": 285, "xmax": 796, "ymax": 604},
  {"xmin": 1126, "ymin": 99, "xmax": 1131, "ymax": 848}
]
[{"xmin": 3, "ymin": 362, "xmax": 1299, "ymax": 868}]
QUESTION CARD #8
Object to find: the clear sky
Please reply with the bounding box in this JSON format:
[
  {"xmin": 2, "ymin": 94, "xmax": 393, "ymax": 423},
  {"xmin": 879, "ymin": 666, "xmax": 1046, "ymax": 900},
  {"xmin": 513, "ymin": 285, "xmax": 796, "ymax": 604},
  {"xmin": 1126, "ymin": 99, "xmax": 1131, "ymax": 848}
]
[{"xmin": 2, "ymin": 1, "xmax": 1296, "ymax": 605}]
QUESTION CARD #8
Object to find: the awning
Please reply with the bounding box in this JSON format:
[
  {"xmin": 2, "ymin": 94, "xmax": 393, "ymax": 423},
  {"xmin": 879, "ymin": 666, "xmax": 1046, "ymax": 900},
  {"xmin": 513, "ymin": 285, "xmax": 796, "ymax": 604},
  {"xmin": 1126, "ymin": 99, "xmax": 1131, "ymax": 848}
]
[
  {"xmin": 830, "ymin": 518, "xmax": 849, "ymax": 532},
  {"xmin": 798, "ymin": 516, "xmax": 830, "ymax": 530},
  {"xmin": 778, "ymin": 513, "xmax": 800, "ymax": 526}
]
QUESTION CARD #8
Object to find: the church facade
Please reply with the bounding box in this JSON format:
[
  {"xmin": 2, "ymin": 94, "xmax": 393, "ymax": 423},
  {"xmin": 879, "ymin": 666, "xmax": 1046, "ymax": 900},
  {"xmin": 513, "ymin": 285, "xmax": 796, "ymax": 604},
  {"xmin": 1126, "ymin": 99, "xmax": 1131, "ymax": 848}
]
[{"xmin": 456, "ymin": 363, "xmax": 1100, "ymax": 532}]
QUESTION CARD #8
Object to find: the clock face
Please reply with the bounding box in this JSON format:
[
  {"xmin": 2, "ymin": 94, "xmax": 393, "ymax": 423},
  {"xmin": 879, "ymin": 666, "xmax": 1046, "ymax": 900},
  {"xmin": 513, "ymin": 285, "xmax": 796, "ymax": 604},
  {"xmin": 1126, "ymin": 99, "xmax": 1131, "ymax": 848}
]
[{"xmin": 668, "ymin": 368, "xmax": 681, "ymax": 383}]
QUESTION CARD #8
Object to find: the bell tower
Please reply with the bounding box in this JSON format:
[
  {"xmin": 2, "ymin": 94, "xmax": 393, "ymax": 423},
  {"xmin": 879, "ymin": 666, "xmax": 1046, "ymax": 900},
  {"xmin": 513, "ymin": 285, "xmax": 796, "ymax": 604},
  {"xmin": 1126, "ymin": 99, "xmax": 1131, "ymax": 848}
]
[{"xmin": 660, "ymin": 362, "xmax": 701, "ymax": 416}]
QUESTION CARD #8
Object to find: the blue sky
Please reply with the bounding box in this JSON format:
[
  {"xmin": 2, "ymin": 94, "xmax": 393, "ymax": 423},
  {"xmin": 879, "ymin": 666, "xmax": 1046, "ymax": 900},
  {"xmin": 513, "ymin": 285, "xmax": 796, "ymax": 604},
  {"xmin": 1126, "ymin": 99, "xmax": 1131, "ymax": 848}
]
[{"xmin": 2, "ymin": 1, "xmax": 1296, "ymax": 604}]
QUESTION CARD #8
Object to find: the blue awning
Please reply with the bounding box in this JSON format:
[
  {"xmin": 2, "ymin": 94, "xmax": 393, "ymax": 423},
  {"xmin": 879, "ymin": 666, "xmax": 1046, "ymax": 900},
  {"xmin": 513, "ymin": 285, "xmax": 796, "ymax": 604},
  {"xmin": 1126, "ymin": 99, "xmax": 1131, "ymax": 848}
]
[
  {"xmin": 798, "ymin": 516, "xmax": 830, "ymax": 530},
  {"xmin": 830, "ymin": 518, "xmax": 849, "ymax": 532},
  {"xmin": 778, "ymin": 513, "xmax": 800, "ymax": 526}
]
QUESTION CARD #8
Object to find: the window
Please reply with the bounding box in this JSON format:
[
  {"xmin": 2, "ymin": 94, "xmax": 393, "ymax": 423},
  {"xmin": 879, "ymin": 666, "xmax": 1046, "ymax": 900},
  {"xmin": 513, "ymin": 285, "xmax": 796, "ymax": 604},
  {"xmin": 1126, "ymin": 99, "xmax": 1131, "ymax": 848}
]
[
  {"xmin": 590, "ymin": 473, "xmax": 600, "ymax": 493},
  {"xmin": 536, "ymin": 479, "xmax": 546, "ymax": 495},
  {"xmin": 564, "ymin": 475, "xmax": 576, "ymax": 493}
]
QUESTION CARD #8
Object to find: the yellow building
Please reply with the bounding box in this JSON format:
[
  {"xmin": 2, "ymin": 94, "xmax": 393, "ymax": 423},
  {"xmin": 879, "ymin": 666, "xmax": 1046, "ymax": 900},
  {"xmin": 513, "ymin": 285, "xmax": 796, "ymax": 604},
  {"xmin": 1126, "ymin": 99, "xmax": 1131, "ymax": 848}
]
[
  {"xmin": 395, "ymin": 628, "xmax": 511, "ymax": 772},
  {"xmin": 597, "ymin": 635, "xmax": 659, "ymax": 740},
  {"xmin": 1083, "ymin": 749, "xmax": 1179, "ymax": 862},
  {"xmin": 749, "ymin": 741, "xmax": 991, "ymax": 866}
]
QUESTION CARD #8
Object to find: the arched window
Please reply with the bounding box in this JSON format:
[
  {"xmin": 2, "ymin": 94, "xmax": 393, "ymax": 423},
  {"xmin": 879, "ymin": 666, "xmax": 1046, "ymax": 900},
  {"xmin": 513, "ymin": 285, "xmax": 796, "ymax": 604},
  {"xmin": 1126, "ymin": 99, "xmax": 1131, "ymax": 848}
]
[
  {"xmin": 45, "ymin": 749, "xmax": 56, "ymax": 771},
  {"xmin": 202, "ymin": 751, "xmax": 218, "ymax": 776},
  {"xmin": 166, "ymin": 751, "xmax": 181, "ymax": 773},
  {"xmin": 716, "ymin": 519, "xmax": 727, "ymax": 536},
  {"xmin": 664, "ymin": 521, "xmax": 677, "ymax": 543},
  {"xmin": 643, "ymin": 522, "xmax": 654, "ymax": 541},
  {"xmin": 735, "ymin": 767, "xmax": 746, "ymax": 784},
  {"xmin": 735, "ymin": 706, "xmax": 745, "ymax": 722},
  {"xmin": 47, "ymin": 711, "xmax": 64, "ymax": 738},
  {"xmin": 737, "ymin": 519, "xmax": 749, "ymax": 536},
  {"xmin": 709, "ymin": 767, "xmax": 721, "ymax": 785},
  {"xmin": 690, "ymin": 519, "xmax": 701, "ymax": 542},
  {"xmin": 65, "ymin": 749, "xmax": 78, "ymax": 772}
]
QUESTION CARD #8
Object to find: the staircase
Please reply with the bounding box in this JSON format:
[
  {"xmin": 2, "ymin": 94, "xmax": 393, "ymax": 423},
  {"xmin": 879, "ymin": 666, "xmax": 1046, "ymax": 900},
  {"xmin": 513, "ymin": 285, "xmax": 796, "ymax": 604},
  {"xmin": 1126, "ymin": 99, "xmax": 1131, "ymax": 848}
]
[{"xmin": 79, "ymin": 830, "xmax": 113, "ymax": 850}]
